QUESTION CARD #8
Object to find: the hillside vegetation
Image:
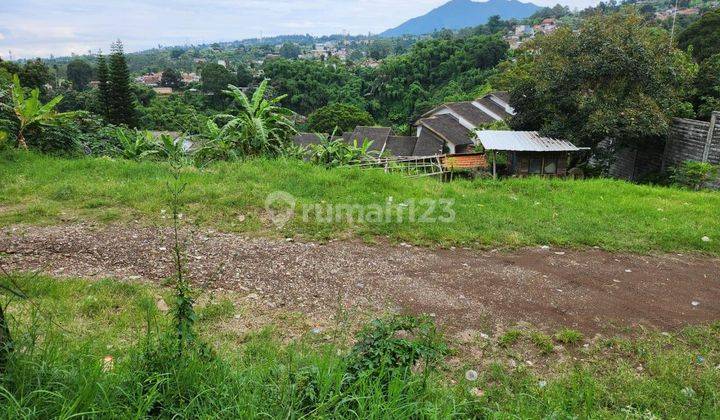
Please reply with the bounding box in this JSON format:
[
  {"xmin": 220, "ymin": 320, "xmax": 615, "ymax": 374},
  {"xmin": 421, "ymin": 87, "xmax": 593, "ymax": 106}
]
[{"xmin": 2, "ymin": 151, "xmax": 719, "ymax": 254}]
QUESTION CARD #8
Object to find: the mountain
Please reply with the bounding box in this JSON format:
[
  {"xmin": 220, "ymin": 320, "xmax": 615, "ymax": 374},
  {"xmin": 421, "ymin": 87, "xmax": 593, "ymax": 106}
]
[{"xmin": 380, "ymin": 0, "xmax": 541, "ymax": 37}]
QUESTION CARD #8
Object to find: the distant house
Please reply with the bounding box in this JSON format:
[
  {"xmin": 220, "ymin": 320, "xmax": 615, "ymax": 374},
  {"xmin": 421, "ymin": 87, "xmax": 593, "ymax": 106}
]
[
  {"xmin": 217, "ymin": 60, "xmax": 228, "ymax": 68},
  {"xmin": 514, "ymin": 25, "xmax": 534, "ymax": 37},
  {"xmin": 476, "ymin": 130, "xmax": 589, "ymax": 177},
  {"xmin": 136, "ymin": 72, "xmax": 163, "ymax": 87},
  {"xmin": 181, "ymin": 72, "xmax": 200, "ymax": 83},
  {"xmin": 539, "ymin": 18, "xmax": 557, "ymax": 33},
  {"xmin": 153, "ymin": 87, "xmax": 173, "ymax": 95}
]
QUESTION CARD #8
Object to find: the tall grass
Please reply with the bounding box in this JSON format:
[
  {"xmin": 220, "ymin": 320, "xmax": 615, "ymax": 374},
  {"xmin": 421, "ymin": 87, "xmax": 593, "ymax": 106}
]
[
  {"xmin": 0, "ymin": 275, "xmax": 718, "ymax": 418},
  {"xmin": 2, "ymin": 151, "xmax": 719, "ymax": 254}
]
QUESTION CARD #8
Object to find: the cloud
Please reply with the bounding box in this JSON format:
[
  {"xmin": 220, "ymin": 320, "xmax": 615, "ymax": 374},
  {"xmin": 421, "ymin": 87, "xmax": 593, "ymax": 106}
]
[{"xmin": 1, "ymin": 0, "xmax": 601, "ymax": 59}]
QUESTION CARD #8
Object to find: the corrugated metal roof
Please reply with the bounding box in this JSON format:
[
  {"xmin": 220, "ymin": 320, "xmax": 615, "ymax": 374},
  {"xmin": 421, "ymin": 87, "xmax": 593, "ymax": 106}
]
[{"xmin": 476, "ymin": 131, "xmax": 588, "ymax": 152}]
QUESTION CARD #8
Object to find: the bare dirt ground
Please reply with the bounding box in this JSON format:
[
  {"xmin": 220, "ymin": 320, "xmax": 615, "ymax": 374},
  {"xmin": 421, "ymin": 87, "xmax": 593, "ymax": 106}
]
[{"xmin": 1, "ymin": 223, "xmax": 719, "ymax": 336}]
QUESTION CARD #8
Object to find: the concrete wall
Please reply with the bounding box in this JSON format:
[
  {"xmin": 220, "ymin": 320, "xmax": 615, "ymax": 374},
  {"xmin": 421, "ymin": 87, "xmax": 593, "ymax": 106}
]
[{"xmin": 662, "ymin": 112, "xmax": 720, "ymax": 188}]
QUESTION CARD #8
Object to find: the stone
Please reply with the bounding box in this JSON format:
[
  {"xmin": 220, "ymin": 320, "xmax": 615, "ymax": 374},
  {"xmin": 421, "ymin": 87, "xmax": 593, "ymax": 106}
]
[{"xmin": 465, "ymin": 370, "xmax": 478, "ymax": 381}]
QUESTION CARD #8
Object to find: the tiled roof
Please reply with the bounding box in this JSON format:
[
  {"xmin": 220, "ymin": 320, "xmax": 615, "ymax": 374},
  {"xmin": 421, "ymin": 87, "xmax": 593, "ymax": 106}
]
[
  {"xmin": 413, "ymin": 129, "xmax": 445, "ymax": 156},
  {"xmin": 384, "ymin": 136, "xmax": 418, "ymax": 156},
  {"xmin": 475, "ymin": 97, "xmax": 513, "ymax": 120},
  {"xmin": 345, "ymin": 126, "xmax": 392, "ymax": 151},
  {"xmin": 446, "ymin": 102, "xmax": 496, "ymax": 126},
  {"xmin": 418, "ymin": 114, "xmax": 474, "ymax": 146}
]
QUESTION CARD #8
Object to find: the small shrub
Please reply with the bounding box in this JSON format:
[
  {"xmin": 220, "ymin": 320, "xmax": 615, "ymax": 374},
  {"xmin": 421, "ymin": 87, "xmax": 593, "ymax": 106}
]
[
  {"xmin": 498, "ymin": 329, "xmax": 523, "ymax": 348},
  {"xmin": 344, "ymin": 315, "xmax": 447, "ymax": 385},
  {"xmin": 671, "ymin": 161, "xmax": 719, "ymax": 190},
  {"xmin": 555, "ymin": 328, "xmax": 584, "ymax": 345}
]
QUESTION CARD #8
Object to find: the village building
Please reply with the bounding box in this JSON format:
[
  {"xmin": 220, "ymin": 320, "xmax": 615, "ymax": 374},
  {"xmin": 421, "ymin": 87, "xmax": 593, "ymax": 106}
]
[
  {"xmin": 476, "ymin": 130, "xmax": 589, "ymax": 178},
  {"xmin": 136, "ymin": 72, "xmax": 163, "ymax": 86}
]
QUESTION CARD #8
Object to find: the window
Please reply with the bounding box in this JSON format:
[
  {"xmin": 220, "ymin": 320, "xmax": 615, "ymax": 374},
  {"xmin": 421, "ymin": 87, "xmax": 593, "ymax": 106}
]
[
  {"xmin": 529, "ymin": 158, "xmax": 542, "ymax": 174},
  {"xmin": 544, "ymin": 159, "xmax": 557, "ymax": 174}
]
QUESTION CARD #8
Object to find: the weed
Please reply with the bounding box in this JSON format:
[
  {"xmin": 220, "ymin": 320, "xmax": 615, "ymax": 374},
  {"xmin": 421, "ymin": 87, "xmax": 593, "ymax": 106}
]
[
  {"xmin": 530, "ymin": 332, "xmax": 554, "ymax": 355},
  {"xmin": 498, "ymin": 329, "xmax": 523, "ymax": 348},
  {"xmin": 555, "ymin": 328, "xmax": 584, "ymax": 345}
]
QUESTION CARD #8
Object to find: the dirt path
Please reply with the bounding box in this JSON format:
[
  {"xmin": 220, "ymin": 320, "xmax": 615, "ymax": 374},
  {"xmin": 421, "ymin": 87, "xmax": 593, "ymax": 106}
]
[{"xmin": 1, "ymin": 224, "xmax": 719, "ymax": 334}]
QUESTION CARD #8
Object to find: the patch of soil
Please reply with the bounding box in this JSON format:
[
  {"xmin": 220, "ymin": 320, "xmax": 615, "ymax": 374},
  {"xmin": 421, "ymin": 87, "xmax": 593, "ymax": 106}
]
[{"xmin": 1, "ymin": 224, "xmax": 718, "ymax": 335}]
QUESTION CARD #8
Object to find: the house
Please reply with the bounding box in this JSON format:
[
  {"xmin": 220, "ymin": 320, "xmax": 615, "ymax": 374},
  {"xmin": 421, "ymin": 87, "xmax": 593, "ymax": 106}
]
[
  {"xmin": 136, "ymin": 72, "xmax": 163, "ymax": 86},
  {"xmin": 514, "ymin": 25, "xmax": 534, "ymax": 37},
  {"xmin": 539, "ymin": 18, "xmax": 557, "ymax": 34},
  {"xmin": 153, "ymin": 87, "xmax": 173, "ymax": 95},
  {"xmin": 411, "ymin": 92, "xmax": 515, "ymax": 153},
  {"xmin": 476, "ymin": 130, "xmax": 589, "ymax": 178},
  {"xmin": 419, "ymin": 92, "xmax": 514, "ymax": 130},
  {"xmin": 181, "ymin": 72, "xmax": 200, "ymax": 83}
]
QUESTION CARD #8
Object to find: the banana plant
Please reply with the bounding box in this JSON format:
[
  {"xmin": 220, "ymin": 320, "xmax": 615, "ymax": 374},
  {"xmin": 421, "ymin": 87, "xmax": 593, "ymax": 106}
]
[
  {"xmin": 215, "ymin": 80, "xmax": 297, "ymax": 157},
  {"xmin": 7, "ymin": 74, "xmax": 75, "ymax": 149}
]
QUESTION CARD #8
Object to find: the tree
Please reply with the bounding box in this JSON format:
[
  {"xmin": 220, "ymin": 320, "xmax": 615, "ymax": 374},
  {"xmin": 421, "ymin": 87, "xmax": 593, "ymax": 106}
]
[
  {"xmin": 678, "ymin": 9, "xmax": 720, "ymax": 63},
  {"xmin": 307, "ymin": 103, "xmax": 374, "ymax": 134},
  {"xmin": 201, "ymin": 63, "xmax": 235, "ymax": 96},
  {"xmin": 694, "ymin": 53, "xmax": 720, "ymax": 120},
  {"xmin": 6, "ymin": 74, "xmax": 76, "ymax": 149},
  {"xmin": 18, "ymin": 59, "xmax": 52, "ymax": 91},
  {"xmin": 96, "ymin": 52, "xmax": 111, "ymax": 119},
  {"xmin": 160, "ymin": 67, "xmax": 182, "ymax": 89},
  {"xmin": 213, "ymin": 80, "xmax": 296, "ymax": 156},
  {"xmin": 498, "ymin": 11, "xmax": 695, "ymax": 151},
  {"xmin": 107, "ymin": 40, "xmax": 136, "ymax": 125},
  {"xmin": 66, "ymin": 59, "xmax": 94, "ymax": 91},
  {"xmin": 368, "ymin": 40, "xmax": 392, "ymax": 60},
  {"xmin": 236, "ymin": 64, "xmax": 253, "ymax": 87},
  {"xmin": 279, "ymin": 42, "xmax": 301, "ymax": 59}
]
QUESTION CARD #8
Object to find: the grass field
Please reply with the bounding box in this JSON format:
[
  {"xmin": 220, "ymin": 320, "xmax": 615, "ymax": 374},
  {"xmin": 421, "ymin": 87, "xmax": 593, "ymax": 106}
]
[
  {"xmin": 0, "ymin": 275, "xmax": 718, "ymax": 418},
  {"xmin": 2, "ymin": 151, "xmax": 719, "ymax": 254}
]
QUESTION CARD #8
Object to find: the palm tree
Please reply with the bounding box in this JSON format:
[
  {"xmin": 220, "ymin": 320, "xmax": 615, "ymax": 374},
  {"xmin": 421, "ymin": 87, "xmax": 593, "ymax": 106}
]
[
  {"xmin": 215, "ymin": 80, "xmax": 297, "ymax": 156},
  {"xmin": 7, "ymin": 74, "xmax": 75, "ymax": 149}
]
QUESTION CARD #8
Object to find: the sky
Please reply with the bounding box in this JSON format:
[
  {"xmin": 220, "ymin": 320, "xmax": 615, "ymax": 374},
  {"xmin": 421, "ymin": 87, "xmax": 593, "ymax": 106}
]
[{"xmin": 0, "ymin": 0, "xmax": 600, "ymax": 59}]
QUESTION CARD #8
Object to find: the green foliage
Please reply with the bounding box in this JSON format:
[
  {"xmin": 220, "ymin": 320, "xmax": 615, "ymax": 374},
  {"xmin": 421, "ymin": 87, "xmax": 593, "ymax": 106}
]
[
  {"xmin": 96, "ymin": 52, "xmax": 111, "ymax": 119},
  {"xmin": 3, "ymin": 152, "xmax": 720, "ymax": 254},
  {"xmin": 201, "ymin": 63, "xmax": 235, "ymax": 97},
  {"xmin": 138, "ymin": 95, "xmax": 208, "ymax": 132},
  {"xmin": 6, "ymin": 74, "xmax": 77, "ymax": 150},
  {"xmin": 307, "ymin": 133, "xmax": 378, "ymax": 167},
  {"xmin": 236, "ymin": 64, "xmax": 253, "ymax": 87},
  {"xmin": 108, "ymin": 41, "xmax": 136, "ymax": 126},
  {"xmin": 66, "ymin": 59, "xmax": 94, "ymax": 91},
  {"xmin": 160, "ymin": 67, "xmax": 182, "ymax": 89},
  {"xmin": 307, "ymin": 103, "xmax": 374, "ymax": 134},
  {"xmin": 115, "ymin": 129, "xmax": 159, "ymax": 160},
  {"xmin": 344, "ymin": 316, "xmax": 447, "ymax": 385},
  {"xmin": 678, "ymin": 9, "xmax": 720, "ymax": 62},
  {"xmin": 530, "ymin": 332, "xmax": 554, "ymax": 355},
  {"xmin": 555, "ymin": 328, "xmax": 584, "ymax": 345},
  {"xmin": 498, "ymin": 329, "xmax": 523, "ymax": 347},
  {"xmin": 694, "ymin": 53, "xmax": 720, "ymax": 120},
  {"xmin": 279, "ymin": 42, "xmax": 301, "ymax": 59},
  {"xmin": 214, "ymin": 80, "xmax": 297, "ymax": 157},
  {"xmin": 671, "ymin": 160, "xmax": 720, "ymax": 190},
  {"xmin": 263, "ymin": 58, "xmax": 366, "ymax": 115},
  {"xmin": 499, "ymin": 10, "xmax": 696, "ymax": 151}
]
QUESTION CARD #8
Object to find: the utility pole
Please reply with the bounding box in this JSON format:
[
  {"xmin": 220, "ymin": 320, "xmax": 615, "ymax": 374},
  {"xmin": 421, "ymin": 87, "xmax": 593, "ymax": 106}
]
[{"xmin": 669, "ymin": 0, "xmax": 680, "ymax": 48}]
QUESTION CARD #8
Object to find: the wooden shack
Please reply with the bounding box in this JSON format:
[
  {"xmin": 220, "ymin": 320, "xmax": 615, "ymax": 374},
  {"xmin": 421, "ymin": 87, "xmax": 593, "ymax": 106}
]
[{"xmin": 476, "ymin": 131, "xmax": 589, "ymax": 178}]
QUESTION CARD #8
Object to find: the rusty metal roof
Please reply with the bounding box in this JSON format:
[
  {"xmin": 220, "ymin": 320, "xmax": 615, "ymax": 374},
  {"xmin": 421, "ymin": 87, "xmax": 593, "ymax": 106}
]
[{"xmin": 476, "ymin": 131, "xmax": 589, "ymax": 152}]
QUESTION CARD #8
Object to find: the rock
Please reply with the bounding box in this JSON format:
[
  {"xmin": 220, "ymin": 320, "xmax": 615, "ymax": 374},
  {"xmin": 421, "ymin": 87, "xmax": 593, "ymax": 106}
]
[
  {"xmin": 540, "ymin": 245, "xmax": 550, "ymax": 250},
  {"xmin": 554, "ymin": 252, "xmax": 565, "ymax": 255},
  {"xmin": 246, "ymin": 293, "xmax": 259, "ymax": 300},
  {"xmin": 465, "ymin": 370, "xmax": 478, "ymax": 381},
  {"xmin": 479, "ymin": 332, "xmax": 490, "ymax": 340},
  {"xmin": 624, "ymin": 269, "xmax": 632, "ymax": 273},
  {"xmin": 701, "ymin": 236, "xmax": 711, "ymax": 242},
  {"xmin": 692, "ymin": 301, "xmax": 700, "ymax": 307},
  {"xmin": 237, "ymin": 214, "xmax": 246, "ymax": 223},
  {"xmin": 311, "ymin": 327, "xmax": 322, "ymax": 334},
  {"xmin": 234, "ymin": 314, "xmax": 242, "ymax": 319},
  {"xmin": 156, "ymin": 298, "xmax": 169, "ymax": 313},
  {"xmin": 538, "ymin": 380, "xmax": 547, "ymax": 388}
]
